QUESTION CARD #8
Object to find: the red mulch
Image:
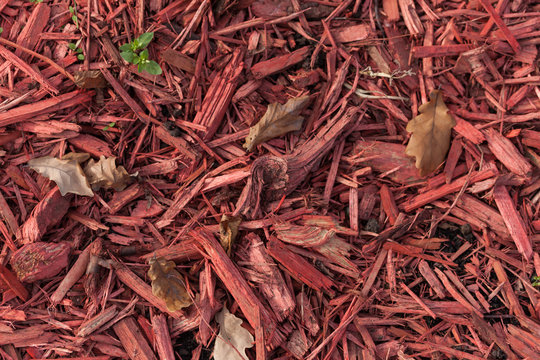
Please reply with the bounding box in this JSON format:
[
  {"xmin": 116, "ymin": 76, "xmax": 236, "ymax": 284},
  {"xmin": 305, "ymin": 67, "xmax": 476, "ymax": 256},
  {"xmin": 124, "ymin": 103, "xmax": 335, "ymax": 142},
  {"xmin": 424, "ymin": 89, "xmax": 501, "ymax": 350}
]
[{"xmin": 0, "ymin": 0, "xmax": 539, "ymax": 359}]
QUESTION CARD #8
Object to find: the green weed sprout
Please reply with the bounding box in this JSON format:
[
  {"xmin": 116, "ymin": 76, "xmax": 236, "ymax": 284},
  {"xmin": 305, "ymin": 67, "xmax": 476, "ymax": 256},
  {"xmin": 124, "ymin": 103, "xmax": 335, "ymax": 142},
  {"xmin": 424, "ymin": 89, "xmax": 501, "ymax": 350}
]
[
  {"xmin": 68, "ymin": 42, "xmax": 84, "ymax": 61},
  {"xmin": 69, "ymin": 5, "xmax": 79, "ymax": 29},
  {"xmin": 119, "ymin": 32, "xmax": 162, "ymax": 75}
]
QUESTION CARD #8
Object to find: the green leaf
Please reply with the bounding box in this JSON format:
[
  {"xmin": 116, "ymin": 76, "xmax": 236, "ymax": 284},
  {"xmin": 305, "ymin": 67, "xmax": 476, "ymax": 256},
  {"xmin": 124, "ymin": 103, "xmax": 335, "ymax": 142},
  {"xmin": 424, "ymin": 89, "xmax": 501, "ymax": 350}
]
[
  {"xmin": 120, "ymin": 51, "xmax": 136, "ymax": 63},
  {"xmin": 119, "ymin": 43, "xmax": 131, "ymax": 52},
  {"xmin": 72, "ymin": 15, "xmax": 79, "ymax": 28},
  {"xmin": 69, "ymin": 6, "xmax": 74, "ymax": 14},
  {"xmin": 132, "ymin": 54, "xmax": 140, "ymax": 65},
  {"xmin": 139, "ymin": 49, "xmax": 149, "ymax": 61},
  {"xmin": 68, "ymin": 43, "xmax": 77, "ymax": 51},
  {"xmin": 137, "ymin": 32, "xmax": 154, "ymax": 49},
  {"xmin": 144, "ymin": 61, "xmax": 162, "ymax": 75},
  {"xmin": 0, "ymin": 27, "xmax": 3, "ymax": 35},
  {"xmin": 137, "ymin": 63, "xmax": 144, "ymax": 73},
  {"xmin": 77, "ymin": 54, "xmax": 85, "ymax": 61}
]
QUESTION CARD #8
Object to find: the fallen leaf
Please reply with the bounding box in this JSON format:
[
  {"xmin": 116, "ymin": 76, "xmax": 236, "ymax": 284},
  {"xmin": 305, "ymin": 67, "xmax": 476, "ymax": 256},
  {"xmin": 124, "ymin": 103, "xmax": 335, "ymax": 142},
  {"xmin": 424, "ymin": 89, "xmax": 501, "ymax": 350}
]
[
  {"xmin": 244, "ymin": 95, "xmax": 310, "ymax": 152},
  {"xmin": 83, "ymin": 156, "xmax": 134, "ymax": 191},
  {"xmin": 219, "ymin": 214, "xmax": 241, "ymax": 255},
  {"xmin": 214, "ymin": 306, "xmax": 254, "ymax": 360},
  {"xmin": 405, "ymin": 90, "xmax": 456, "ymax": 176},
  {"xmin": 73, "ymin": 70, "xmax": 108, "ymax": 89},
  {"xmin": 61, "ymin": 152, "xmax": 90, "ymax": 163},
  {"xmin": 147, "ymin": 257, "xmax": 191, "ymax": 312},
  {"xmin": 10, "ymin": 242, "xmax": 71, "ymax": 282},
  {"xmin": 28, "ymin": 156, "xmax": 94, "ymax": 196}
]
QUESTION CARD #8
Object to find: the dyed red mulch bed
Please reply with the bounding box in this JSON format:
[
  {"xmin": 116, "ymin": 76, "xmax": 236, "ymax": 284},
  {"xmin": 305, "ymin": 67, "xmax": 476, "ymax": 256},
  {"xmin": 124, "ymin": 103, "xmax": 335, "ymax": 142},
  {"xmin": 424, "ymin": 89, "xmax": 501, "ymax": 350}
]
[{"xmin": 0, "ymin": 0, "xmax": 539, "ymax": 359}]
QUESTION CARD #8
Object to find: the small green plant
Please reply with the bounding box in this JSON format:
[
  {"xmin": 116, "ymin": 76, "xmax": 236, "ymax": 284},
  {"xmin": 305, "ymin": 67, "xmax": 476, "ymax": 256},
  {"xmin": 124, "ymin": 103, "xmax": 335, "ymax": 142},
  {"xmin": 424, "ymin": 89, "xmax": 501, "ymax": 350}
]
[
  {"xmin": 119, "ymin": 32, "xmax": 162, "ymax": 75},
  {"xmin": 30, "ymin": 0, "xmax": 43, "ymax": 3},
  {"xmin": 103, "ymin": 122, "xmax": 116, "ymax": 131},
  {"xmin": 69, "ymin": 4, "xmax": 79, "ymax": 29},
  {"xmin": 0, "ymin": 27, "xmax": 3, "ymax": 35},
  {"xmin": 68, "ymin": 42, "xmax": 84, "ymax": 61},
  {"xmin": 533, "ymin": 276, "xmax": 540, "ymax": 288}
]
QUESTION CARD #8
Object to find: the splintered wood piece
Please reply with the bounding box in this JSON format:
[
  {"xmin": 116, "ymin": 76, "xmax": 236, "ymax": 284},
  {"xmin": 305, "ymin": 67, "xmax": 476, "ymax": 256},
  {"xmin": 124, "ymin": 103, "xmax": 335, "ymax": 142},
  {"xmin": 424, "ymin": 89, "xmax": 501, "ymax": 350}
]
[
  {"xmin": 0, "ymin": 264, "xmax": 28, "ymax": 301},
  {"xmin": 15, "ymin": 2, "xmax": 50, "ymax": 56},
  {"xmin": 484, "ymin": 128, "xmax": 532, "ymax": 177},
  {"xmin": 251, "ymin": 46, "xmax": 310, "ymax": 79},
  {"xmin": 243, "ymin": 233, "xmax": 295, "ymax": 322},
  {"xmin": 77, "ymin": 306, "xmax": 118, "ymax": 337},
  {"xmin": 266, "ymin": 237, "xmax": 334, "ymax": 294},
  {"xmin": 155, "ymin": 176, "xmax": 207, "ymax": 229},
  {"xmin": 140, "ymin": 237, "xmax": 201, "ymax": 262},
  {"xmin": 379, "ymin": 184, "xmax": 399, "ymax": 225},
  {"xmin": 478, "ymin": 0, "xmax": 521, "ymax": 53},
  {"xmin": 151, "ymin": 314, "xmax": 175, "ymax": 360},
  {"xmin": 297, "ymin": 292, "xmax": 319, "ymax": 337},
  {"xmin": 433, "ymin": 268, "xmax": 482, "ymax": 316},
  {"xmin": 0, "ymin": 190, "xmax": 18, "ymax": 239},
  {"xmin": 0, "ymin": 45, "xmax": 57, "ymax": 94},
  {"xmin": 68, "ymin": 134, "xmax": 113, "ymax": 158},
  {"xmin": 0, "ymin": 91, "xmax": 93, "ymax": 127},
  {"xmin": 154, "ymin": 125, "xmax": 197, "ymax": 161},
  {"xmin": 50, "ymin": 243, "xmax": 92, "ymax": 305},
  {"xmin": 160, "ymin": 48, "xmax": 196, "ymax": 73},
  {"xmin": 492, "ymin": 260, "xmax": 526, "ymax": 317},
  {"xmin": 17, "ymin": 188, "xmax": 70, "ymax": 244},
  {"xmin": 418, "ymin": 260, "xmax": 446, "ymax": 299},
  {"xmin": 493, "ymin": 185, "xmax": 533, "ymax": 260},
  {"xmin": 100, "ymin": 69, "xmax": 156, "ymax": 125},
  {"xmin": 193, "ymin": 48, "xmax": 244, "ymax": 140},
  {"xmin": 113, "ymin": 261, "xmax": 183, "ymax": 318},
  {"xmin": 193, "ymin": 229, "xmax": 278, "ymax": 349},
  {"xmin": 113, "ymin": 317, "xmax": 157, "ymax": 360},
  {"xmin": 402, "ymin": 164, "xmax": 498, "ymax": 211}
]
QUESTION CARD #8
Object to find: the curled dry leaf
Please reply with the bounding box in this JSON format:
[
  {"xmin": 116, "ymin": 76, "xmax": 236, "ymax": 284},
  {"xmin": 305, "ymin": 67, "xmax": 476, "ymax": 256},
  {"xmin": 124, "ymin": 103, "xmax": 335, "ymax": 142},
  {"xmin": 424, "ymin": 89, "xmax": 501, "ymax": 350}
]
[
  {"xmin": 405, "ymin": 90, "xmax": 456, "ymax": 176},
  {"xmin": 61, "ymin": 152, "xmax": 90, "ymax": 163},
  {"xmin": 244, "ymin": 95, "xmax": 310, "ymax": 152},
  {"xmin": 83, "ymin": 155, "xmax": 134, "ymax": 191},
  {"xmin": 10, "ymin": 242, "xmax": 71, "ymax": 282},
  {"xmin": 73, "ymin": 70, "xmax": 108, "ymax": 89},
  {"xmin": 28, "ymin": 156, "xmax": 94, "ymax": 196},
  {"xmin": 214, "ymin": 306, "xmax": 254, "ymax": 360},
  {"xmin": 147, "ymin": 257, "xmax": 191, "ymax": 312},
  {"xmin": 219, "ymin": 214, "xmax": 241, "ymax": 255}
]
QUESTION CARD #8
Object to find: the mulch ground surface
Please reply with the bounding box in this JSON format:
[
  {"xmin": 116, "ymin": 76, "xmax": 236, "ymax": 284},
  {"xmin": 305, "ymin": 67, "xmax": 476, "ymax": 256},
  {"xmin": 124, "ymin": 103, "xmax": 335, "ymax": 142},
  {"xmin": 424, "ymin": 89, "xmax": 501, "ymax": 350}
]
[{"xmin": 0, "ymin": 0, "xmax": 539, "ymax": 359}]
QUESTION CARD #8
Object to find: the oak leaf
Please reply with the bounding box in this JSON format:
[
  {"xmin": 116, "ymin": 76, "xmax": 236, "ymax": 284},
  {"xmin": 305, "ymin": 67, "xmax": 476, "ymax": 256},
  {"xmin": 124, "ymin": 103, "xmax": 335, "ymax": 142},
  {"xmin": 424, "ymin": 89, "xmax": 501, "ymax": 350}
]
[
  {"xmin": 214, "ymin": 306, "xmax": 254, "ymax": 360},
  {"xmin": 405, "ymin": 90, "xmax": 456, "ymax": 176},
  {"xmin": 61, "ymin": 152, "xmax": 90, "ymax": 163},
  {"xmin": 243, "ymin": 95, "xmax": 310, "ymax": 152},
  {"xmin": 148, "ymin": 257, "xmax": 191, "ymax": 312},
  {"xmin": 219, "ymin": 214, "xmax": 241, "ymax": 256},
  {"xmin": 83, "ymin": 156, "xmax": 134, "ymax": 191},
  {"xmin": 28, "ymin": 156, "xmax": 94, "ymax": 196}
]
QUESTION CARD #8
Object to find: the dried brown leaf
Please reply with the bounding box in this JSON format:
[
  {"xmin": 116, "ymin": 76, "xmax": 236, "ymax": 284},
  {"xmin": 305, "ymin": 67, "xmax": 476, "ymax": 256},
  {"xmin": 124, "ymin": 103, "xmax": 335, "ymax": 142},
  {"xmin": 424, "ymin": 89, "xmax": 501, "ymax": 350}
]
[
  {"xmin": 61, "ymin": 152, "xmax": 90, "ymax": 163},
  {"xmin": 243, "ymin": 95, "xmax": 310, "ymax": 152},
  {"xmin": 27, "ymin": 156, "xmax": 94, "ymax": 196},
  {"xmin": 405, "ymin": 90, "xmax": 456, "ymax": 176},
  {"xmin": 147, "ymin": 257, "xmax": 191, "ymax": 312},
  {"xmin": 214, "ymin": 306, "xmax": 254, "ymax": 360},
  {"xmin": 219, "ymin": 214, "xmax": 241, "ymax": 255},
  {"xmin": 73, "ymin": 70, "xmax": 108, "ymax": 89},
  {"xmin": 83, "ymin": 156, "xmax": 134, "ymax": 191}
]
